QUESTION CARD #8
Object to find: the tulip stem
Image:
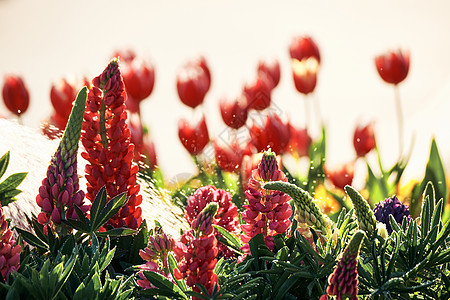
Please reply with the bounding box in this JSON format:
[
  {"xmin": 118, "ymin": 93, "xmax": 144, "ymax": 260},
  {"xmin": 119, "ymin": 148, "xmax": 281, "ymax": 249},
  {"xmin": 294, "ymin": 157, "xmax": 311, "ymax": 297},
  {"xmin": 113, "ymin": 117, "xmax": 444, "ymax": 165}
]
[
  {"xmin": 394, "ymin": 86, "xmax": 404, "ymax": 159},
  {"xmin": 312, "ymin": 93, "xmax": 323, "ymax": 128},
  {"xmin": 304, "ymin": 96, "xmax": 311, "ymax": 130}
]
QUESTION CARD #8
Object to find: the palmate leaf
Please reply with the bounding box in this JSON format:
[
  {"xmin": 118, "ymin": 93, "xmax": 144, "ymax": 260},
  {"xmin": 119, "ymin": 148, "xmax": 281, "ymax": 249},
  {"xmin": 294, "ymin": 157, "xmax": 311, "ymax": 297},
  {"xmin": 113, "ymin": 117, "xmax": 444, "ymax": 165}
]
[{"xmin": 213, "ymin": 225, "xmax": 244, "ymax": 254}]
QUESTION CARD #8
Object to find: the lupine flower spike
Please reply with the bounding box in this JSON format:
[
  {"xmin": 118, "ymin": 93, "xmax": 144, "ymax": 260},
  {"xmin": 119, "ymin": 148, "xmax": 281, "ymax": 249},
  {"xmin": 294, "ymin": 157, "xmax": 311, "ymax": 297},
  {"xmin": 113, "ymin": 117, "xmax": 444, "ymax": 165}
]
[
  {"xmin": 241, "ymin": 150, "xmax": 292, "ymax": 252},
  {"xmin": 185, "ymin": 186, "xmax": 239, "ymax": 258},
  {"xmin": 137, "ymin": 230, "xmax": 176, "ymax": 289},
  {"xmin": 174, "ymin": 202, "xmax": 219, "ymax": 299},
  {"xmin": 0, "ymin": 206, "xmax": 20, "ymax": 281},
  {"xmin": 36, "ymin": 87, "xmax": 88, "ymax": 235},
  {"xmin": 81, "ymin": 58, "xmax": 143, "ymax": 229},
  {"xmin": 263, "ymin": 181, "xmax": 332, "ymax": 237},
  {"xmin": 326, "ymin": 230, "xmax": 365, "ymax": 300},
  {"xmin": 373, "ymin": 195, "xmax": 411, "ymax": 234},
  {"xmin": 344, "ymin": 185, "xmax": 377, "ymax": 237}
]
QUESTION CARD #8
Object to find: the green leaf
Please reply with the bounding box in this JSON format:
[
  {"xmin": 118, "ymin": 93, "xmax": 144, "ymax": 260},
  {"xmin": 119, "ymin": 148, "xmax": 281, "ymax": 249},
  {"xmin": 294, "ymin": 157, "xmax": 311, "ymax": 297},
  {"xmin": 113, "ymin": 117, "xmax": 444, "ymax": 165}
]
[
  {"xmin": 419, "ymin": 139, "xmax": 447, "ymax": 213},
  {"xmin": 93, "ymin": 192, "xmax": 128, "ymax": 232},
  {"xmin": 0, "ymin": 172, "xmax": 27, "ymax": 193},
  {"xmin": 143, "ymin": 271, "xmax": 187, "ymax": 299},
  {"xmin": 168, "ymin": 252, "xmax": 187, "ymax": 291},
  {"xmin": 0, "ymin": 152, "xmax": 10, "ymax": 179},
  {"xmin": 95, "ymin": 228, "xmax": 136, "ymax": 238},
  {"xmin": 89, "ymin": 186, "xmax": 108, "ymax": 229},
  {"xmin": 16, "ymin": 227, "xmax": 49, "ymax": 250},
  {"xmin": 214, "ymin": 224, "xmax": 243, "ymax": 253}
]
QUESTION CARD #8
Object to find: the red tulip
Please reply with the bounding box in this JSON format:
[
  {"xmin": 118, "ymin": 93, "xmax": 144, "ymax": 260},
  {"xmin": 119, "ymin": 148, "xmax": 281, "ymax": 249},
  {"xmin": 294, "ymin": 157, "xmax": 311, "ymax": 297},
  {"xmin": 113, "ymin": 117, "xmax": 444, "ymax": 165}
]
[
  {"xmin": 287, "ymin": 123, "xmax": 312, "ymax": 157},
  {"xmin": 292, "ymin": 58, "xmax": 318, "ymax": 95},
  {"xmin": 243, "ymin": 73, "xmax": 272, "ymax": 111},
  {"xmin": 375, "ymin": 49, "xmax": 410, "ymax": 85},
  {"xmin": 249, "ymin": 114, "xmax": 290, "ymax": 155},
  {"xmin": 122, "ymin": 59, "xmax": 155, "ymax": 103},
  {"xmin": 289, "ymin": 36, "xmax": 321, "ymax": 63},
  {"xmin": 50, "ymin": 78, "xmax": 77, "ymax": 122},
  {"xmin": 2, "ymin": 75, "xmax": 29, "ymax": 116},
  {"xmin": 178, "ymin": 116, "xmax": 210, "ymax": 155},
  {"xmin": 219, "ymin": 96, "xmax": 248, "ymax": 129},
  {"xmin": 176, "ymin": 64, "xmax": 209, "ymax": 109},
  {"xmin": 191, "ymin": 56, "xmax": 211, "ymax": 92},
  {"xmin": 353, "ymin": 122, "xmax": 376, "ymax": 157},
  {"xmin": 325, "ymin": 163, "xmax": 354, "ymax": 190},
  {"xmin": 257, "ymin": 59, "xmax": 281, "ymax": 88},
  {"xmin": 214, "ymin": 139, "xmax": 245, "ymax": 173}
]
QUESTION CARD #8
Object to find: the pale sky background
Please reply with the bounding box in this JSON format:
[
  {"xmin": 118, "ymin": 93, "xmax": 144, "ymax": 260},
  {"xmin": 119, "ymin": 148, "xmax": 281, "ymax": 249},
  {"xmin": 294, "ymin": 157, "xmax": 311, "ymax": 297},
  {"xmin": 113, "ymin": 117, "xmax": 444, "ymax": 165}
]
[{"xmin": 1, "ymin": 0, "xmax": 450, "ymax": 184}]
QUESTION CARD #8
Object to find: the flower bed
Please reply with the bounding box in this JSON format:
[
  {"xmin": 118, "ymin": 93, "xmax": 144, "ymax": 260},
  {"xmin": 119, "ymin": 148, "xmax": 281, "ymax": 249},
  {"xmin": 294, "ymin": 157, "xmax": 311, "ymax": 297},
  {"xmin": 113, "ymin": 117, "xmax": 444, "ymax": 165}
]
[{"xmin": 0, "ymin": 38, "xmax": 449, "ymax": 299}]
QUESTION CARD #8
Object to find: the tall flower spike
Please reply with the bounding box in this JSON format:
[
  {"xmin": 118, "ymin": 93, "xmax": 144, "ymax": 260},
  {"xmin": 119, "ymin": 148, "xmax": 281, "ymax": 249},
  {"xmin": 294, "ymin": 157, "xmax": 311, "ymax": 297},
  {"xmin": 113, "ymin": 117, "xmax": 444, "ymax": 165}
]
[
  {"xmin": 344, "ymin": 185, "xmax": 377, "ymax": 236},
  {"xmin": 36, "ymin": 87, "xmax": 88, "ymax": 233},
  {"xmin": 174, "ymin": 202, "xmax": 220, "ymax": 298},
  {"xmin": 0, "ymin": 206, "xmax": 20, "ymax": 281},
  {"xmin": 326, "ymin": 231, "xmax": 365, "ymax": 300},
  {"xmin": 241, "ymin": 150, "xmax": 292, "ymax": 252},
  {"xmin": 263, "ymin": 181, "xmax": 332, "ymax": 236},
  {"xmin": 81, "ymin": 59, "xmax": 143, "ymax": 229}
]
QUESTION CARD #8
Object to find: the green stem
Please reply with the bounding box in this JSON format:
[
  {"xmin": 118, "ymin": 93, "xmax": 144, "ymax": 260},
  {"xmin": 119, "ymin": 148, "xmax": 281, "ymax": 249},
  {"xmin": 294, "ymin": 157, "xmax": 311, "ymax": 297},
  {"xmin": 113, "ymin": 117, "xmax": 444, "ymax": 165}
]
[
  {"xmin": 99, "ymin": 98, "xmax": 108, "ymax": 148},
  {"xmin": 394, "ymin": 86, "xmax": 403, "ymax": 159}
]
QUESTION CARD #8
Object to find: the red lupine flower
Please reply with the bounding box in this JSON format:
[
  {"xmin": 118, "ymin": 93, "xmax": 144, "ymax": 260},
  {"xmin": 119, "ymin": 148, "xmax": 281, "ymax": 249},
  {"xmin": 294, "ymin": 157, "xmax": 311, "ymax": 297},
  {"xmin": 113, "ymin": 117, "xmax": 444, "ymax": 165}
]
[
  {"xmin": 327, "ymin": 231, "xmax": 364, "ymax": 300},
  {"xmin": 174, "ymin": 203, "xmax": 219, "ymax": 299},
  {"xmin": 214, "ymin": 139, "xmax": 245, "ymax": 173},
  {"xmin": 185, "ymin": 186, "xmax": 239, "ymax": 258},
  {"xmin": 176, "ymin": 62, "xmax": 209, "ymax": 109},
  {"xmin": 257, "ymin": 59, "xmax": 281, "ymax": 89},
  {"xmin": 375, "ymin": 49, "xmax": 410, "ymax": 85},
  {"xmin": 178, "ymin": 116, "xmax": 209, "ymax": 156},
  {"xmin": 286, "ymin": 123, "xmax": 312, "ymax": 157},
  {"xmin": 37, "ymin": 87, "xmax": 88, "ymax": 230},
  {"xmin": 243, "ymin": 72, "xmax": 272, "ymax": 111},
  {"xmin": 353, "ymin": 122, "xmax": 376, "ymax": 157},
  {"xmin": 241, "ymin": 152, "xmax": 282, "ymax": 192},
  {"xmin": 292, "ymin": 58, "xmax": 318, "ymax": 95},
  {"xmin": 81, "ymin": 58, "xmax": 143, "ymax": 229},
  {"xmin": 122, "ymin": 59, "xmax": 155, "ymax": 104},
  {"xmin": 0, "ymin": 206, "xmax": 20, "ymax": 281},
  {"xmin": 249, "ymin": 114, "xmax": 290, "ymax": 155},
  {"xmin": 50, "ymin": 78, "xmax": 77, "ymax": 125},
  {"xmin": 325, "ymin": 162, "xmax": 354, "ymax": 190},
  {"xmin": 240, "ymin": 150, "xmax": 292, "ymax": 252},
  {"xmin": 2, "ymin": 74, "xmax": 29, "ymax": 116},
  {"xmin": 289, "ymin": 35, "xmax": 321, "ymax": 63},
  {"xmin": 219, "ymin": 96, "xmax": 248, "ymax": 129}
]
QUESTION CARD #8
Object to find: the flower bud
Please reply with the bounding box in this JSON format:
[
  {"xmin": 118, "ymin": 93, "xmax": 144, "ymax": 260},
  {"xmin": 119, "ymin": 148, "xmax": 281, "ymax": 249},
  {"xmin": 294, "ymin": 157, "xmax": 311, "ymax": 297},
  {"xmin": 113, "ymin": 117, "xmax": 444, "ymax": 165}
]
[{"xmin": 2, "ymin": 75, "xmax": 29, "ymax": 116}]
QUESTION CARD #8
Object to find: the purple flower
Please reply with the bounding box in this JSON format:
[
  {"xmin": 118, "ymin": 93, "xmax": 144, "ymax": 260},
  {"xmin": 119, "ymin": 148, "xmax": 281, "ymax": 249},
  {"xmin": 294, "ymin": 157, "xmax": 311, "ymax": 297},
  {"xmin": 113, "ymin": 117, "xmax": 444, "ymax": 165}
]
[{"xmin": 373, "ymin": 195, "xmax": 411, "ymax": 234}]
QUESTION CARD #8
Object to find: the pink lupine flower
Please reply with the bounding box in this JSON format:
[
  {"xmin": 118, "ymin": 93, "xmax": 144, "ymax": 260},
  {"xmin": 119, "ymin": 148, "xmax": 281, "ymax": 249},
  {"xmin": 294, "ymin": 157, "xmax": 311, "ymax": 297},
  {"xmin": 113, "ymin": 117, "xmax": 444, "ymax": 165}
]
[
  {"xmin": 36, "ymin": 87, "xmax": 88, "ymax": 232},
  {"xmin": 140, "ymin": 231, "xmax": 175, "ymax": 271},
  {"xmin": 240, "ymin": 149, "xmax": 292, "ymax": 252},
  {"xmin": 326, "ymin": 231, "xmax": 365, "ymax": 300},
  {"xmin": 174, "ymin": 203, "xmax": 219, "ymax": 299},
  {"xmin": 0, "ymin": 206, "xmax": 20, "ymax": 280},
  {"xmin": 185, "ymin": 186, "xmax": 239, "ymax": 258},
  {"xmin": 81, "ymin": 58, "xmax": 143, "ymax": 229}
]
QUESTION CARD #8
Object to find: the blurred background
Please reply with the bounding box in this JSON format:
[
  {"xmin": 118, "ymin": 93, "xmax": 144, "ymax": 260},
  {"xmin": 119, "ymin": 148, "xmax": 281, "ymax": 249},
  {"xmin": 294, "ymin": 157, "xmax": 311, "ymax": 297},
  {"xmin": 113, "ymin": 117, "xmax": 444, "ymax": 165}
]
[{"xmin": 1, "ymin": 0, "xmax": 450, "ymax": 184}]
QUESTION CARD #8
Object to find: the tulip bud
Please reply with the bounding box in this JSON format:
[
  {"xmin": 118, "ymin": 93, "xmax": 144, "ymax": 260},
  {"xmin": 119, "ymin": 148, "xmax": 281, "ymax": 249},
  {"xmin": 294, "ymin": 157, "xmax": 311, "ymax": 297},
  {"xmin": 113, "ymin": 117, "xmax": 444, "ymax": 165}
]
[
  {"xmin": 257, "ymin": 59, "xmax": 281, "ymax": 89},
  {"xmin": 249, "ymin": 114, "xmax": 290, "ymax": 155},
  {"xmin": 122, "ymin": 59, "xmax": 155, "ymax": 103},
  {"xmin": 50, "ymin": 78, "xmax": 77, "ymax": 122},
  {"xmin": 178, "ymin": 116, "xmax": 209, "ymax": 156},
  {"xmin": 353, "ymin": 122, "xmax": 376, "ymax": 157},
  {"xmin": 219, "ymin": 96, "xmax": 248, "ymax": 129},
  {"xmin": 176, "ymin": 64, "xmax": 209, "ymax": 109},
  {"xmin": 291, "ymin": 58, "xmax": 318, "ymax": 95},
  {"xmin": 214, "ymin": 139, "xmax": 244, "ymax": 173},
  {"xmin": 287, "ymin": 123, "xmax": 312, "ymax": 157},
  {"xmin": 289, "ymin": 35, "xmax": 321, "ymax": 63},
  {"xmin": 2, "ymin": 75, "xmax": 30, "ymax": 116},
  {"xmin": 375, "ymin": 49, "xmax": 410, "ymax": 85},
  {"xmin": 324, "ymin": 163, "xmax": 354, "ymax": 191},
  {"xmin": 243, "ymin": 73, "xmax": 272, "ymax": 111}
]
